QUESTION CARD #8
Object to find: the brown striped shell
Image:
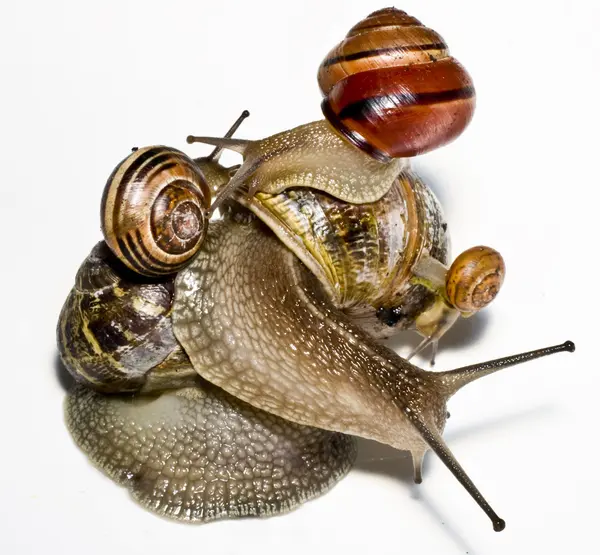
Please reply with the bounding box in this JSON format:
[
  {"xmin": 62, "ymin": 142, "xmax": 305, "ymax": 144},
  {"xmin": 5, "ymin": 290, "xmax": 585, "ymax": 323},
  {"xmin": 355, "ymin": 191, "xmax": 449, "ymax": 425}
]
[
  {"xmin": 235, "ymin": 168, "xmax": 451, "ymax": 338},
  {"xmin": 446, "ymin": 246, "xmax": 506, "ymax": 312},
  {"xmin": 57, "ymin": 242, "xmax": 197, "ymax": 393},
  {"xmin": 318, "ymin": 8, "xmax": 476, "ymax": 162},
  {"xmin": 101, "ymin": 146, "xmax": 211, "ymax": 277}
]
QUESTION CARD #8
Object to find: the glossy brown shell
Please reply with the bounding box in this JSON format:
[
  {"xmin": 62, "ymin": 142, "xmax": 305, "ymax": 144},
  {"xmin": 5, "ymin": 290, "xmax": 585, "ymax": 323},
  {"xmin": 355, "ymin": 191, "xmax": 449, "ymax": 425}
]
[{"xmin": 319, "ymin": 8, "xmax": 475, "ymax": 162}]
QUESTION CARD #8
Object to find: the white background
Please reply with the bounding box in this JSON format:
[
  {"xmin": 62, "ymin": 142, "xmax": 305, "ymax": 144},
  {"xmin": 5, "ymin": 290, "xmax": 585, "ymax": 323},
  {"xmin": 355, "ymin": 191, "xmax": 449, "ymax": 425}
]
[{"xmin": 1, "ymin": 0, "xmax": 598, "ymax": 553}]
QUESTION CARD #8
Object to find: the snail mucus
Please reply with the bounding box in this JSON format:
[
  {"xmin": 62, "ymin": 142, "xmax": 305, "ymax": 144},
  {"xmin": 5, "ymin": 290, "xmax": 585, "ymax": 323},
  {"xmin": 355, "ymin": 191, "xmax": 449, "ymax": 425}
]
[{"xmin": 57, "ymin": 8, "xmax": 574, "ymax": 531}]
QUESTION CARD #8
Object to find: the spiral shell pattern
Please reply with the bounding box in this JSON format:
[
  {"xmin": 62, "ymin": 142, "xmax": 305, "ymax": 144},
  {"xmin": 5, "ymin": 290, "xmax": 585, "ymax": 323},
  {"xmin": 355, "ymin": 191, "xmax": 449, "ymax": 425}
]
[
  {"xmin": 101, "ymin": 146, "xmax": 211, "ymax": 276},
  {"xmin": 319, "ymin": 8, "xmax": 475, "ymax": 161},
  {"xmin": 445, "ymin": 246, "xmax": 505, "ymax": 313}
]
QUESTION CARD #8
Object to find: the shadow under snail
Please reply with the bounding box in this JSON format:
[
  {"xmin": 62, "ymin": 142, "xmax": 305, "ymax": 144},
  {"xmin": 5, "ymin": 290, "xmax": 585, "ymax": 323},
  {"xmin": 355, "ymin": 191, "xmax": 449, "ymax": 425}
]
[{"xmin": 57, "ymin": 8, "xmax": 574, "ymax": 532}]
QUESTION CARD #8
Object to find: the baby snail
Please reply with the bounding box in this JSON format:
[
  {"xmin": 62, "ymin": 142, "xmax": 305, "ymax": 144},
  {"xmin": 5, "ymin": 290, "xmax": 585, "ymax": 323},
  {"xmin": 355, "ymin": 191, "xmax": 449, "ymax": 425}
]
[
  {"xmin": 101, "ymin": 111, "xmax": 250, "ymax": 277},
  {"xmin": 57, "ymin": 8, "xmax": 575, "ymax": 533},
  {"xmin": 187, "ymin": 7, "xmax": 491, "ymax": 360}
]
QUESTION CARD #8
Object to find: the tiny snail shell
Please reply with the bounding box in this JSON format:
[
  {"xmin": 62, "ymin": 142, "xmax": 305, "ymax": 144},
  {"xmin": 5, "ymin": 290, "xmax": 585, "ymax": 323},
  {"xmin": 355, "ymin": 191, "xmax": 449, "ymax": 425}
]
[
  {"xmin": 101, "ymin": 146, "xmax": 211, "ymax": 277},
  {"xmin": 445, "ymin": 246, "xmax": 506, "ymax": 313},
  {"xmin": 318, "ymin": 7, "xmax": 476, "ymax": 162}
]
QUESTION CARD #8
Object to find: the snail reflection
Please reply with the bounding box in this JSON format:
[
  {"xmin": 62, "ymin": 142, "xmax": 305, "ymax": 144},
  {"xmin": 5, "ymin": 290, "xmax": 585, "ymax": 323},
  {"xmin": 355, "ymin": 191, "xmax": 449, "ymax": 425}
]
[{"xmin": 57, "ymin": 8, "xmax": 573, "ymax": 530}]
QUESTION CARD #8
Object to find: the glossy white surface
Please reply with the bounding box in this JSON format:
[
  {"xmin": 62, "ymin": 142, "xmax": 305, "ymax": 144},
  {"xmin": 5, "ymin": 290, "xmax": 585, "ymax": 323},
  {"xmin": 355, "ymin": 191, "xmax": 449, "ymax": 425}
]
[{"xmin": 0, "ymin": 1, "xmax": 597, "ymax": 553}]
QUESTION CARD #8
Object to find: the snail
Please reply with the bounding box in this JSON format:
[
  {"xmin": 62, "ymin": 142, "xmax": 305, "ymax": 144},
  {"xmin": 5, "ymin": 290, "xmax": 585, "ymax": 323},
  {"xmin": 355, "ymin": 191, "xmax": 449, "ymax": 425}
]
[
  {"xmin": 193, "ymin": 7, "xmax": 474, "ymax": 206},
  {"xmin": 318, "ymin": 7, "xmax": 476, "ymax": 162},
  {"xmin": 101, "ymin": 111, "xmax": 250, "ymax": 277},
  {"xmin": 186, "ymin": 8, "xmax": 487, "ymax": 359},
  {"xmin": 59, "ymin": 204, "xmax": 573, "ymax": 530},
  {"xmin": 57, "ymin": 8, "xmax": 575, "ymax": 531}
]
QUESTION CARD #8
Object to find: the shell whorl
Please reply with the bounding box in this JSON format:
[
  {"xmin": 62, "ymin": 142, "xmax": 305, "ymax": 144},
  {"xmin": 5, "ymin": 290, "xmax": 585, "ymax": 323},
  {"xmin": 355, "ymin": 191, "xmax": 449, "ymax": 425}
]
[
  {"xmin": 238, "ymin": 168, "xmax": 449, "ymax": 329},
  {"xmin": 101, "ymin": 146, "xmax": 211, "ymax": 277},
  {"xmin": 445, "ymin": 246, "xmax": 506, "ymax": 313},
  {"xmin": 319, "ymin": 7, "xmax": 476, "ymax": 161}
]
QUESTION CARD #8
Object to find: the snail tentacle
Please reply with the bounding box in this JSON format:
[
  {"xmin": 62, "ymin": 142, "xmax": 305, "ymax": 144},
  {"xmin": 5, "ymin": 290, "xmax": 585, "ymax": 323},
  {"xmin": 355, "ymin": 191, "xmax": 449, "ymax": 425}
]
[{"xmin": 190, "ymin": 112, "xmax": 252, "ymax": 201}]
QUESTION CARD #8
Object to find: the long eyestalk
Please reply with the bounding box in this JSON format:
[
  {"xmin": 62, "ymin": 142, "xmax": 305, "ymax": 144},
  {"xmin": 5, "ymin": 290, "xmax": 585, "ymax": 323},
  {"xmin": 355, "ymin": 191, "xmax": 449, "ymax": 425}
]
[
  {"xmin": 187, "ymin": 111, "xmax": 254, "ymax": 214},
  {"xmin": 187, "ymin": 110, "xmax": 250, "ymax": 162},
  {"xmin": 437, "ymin": 340, "xmax": 575, "ymax": 397},
  {"xmin": 410, "ymin": 412, "xmax": 506, "ymax": 531},
  {"xmin": 413, "ymin": 339, "xmax": 575, "ymax": 531}
]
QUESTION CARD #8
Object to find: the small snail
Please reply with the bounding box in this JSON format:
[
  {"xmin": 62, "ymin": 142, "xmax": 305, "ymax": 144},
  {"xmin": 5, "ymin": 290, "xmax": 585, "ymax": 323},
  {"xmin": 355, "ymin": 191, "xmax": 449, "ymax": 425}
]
[
  {"xmin": 101, "ymin": 111, "xmax": 250, "ymax": 277},
  {"xmin": 57, "ymin": 7, "xmax": 575, "ymax": 533},
  {"xmin": 101, "ymin": 146, "xmax": 210, "ymax": 277}
]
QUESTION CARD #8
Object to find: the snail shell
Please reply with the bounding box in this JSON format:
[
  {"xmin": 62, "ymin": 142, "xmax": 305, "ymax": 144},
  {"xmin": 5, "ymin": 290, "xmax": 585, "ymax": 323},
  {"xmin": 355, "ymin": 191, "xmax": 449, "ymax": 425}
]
[
  {"xmin": 101, "ymin": 146, "xmax": 211, "ymax": 277},
  {"xmin": 446, "ymin": 246, "xmax": 506, "ymax": 312},
  {"xmin": 237, "ymin": 167, "xmax": 450, "ymax": 338},
  {"xmin": 319, "ymin": 8, "xmax": 476, "ymax": 162},
  {"xmin": 57, "ymin": 242, "xmax": 197, "ymax": 393}
]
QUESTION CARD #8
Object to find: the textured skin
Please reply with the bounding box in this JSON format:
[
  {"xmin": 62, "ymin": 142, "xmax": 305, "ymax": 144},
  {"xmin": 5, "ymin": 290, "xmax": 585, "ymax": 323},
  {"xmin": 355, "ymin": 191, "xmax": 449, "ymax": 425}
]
[
  {"xmin": 243, "ymin": 120, "xmax": 407, "ymax": 203},
  {"xmin": 173, "ymin": 217, "xmax": 449, "ymax": 456},
  {"xmin": 66, "ymin": 381, "xmax": 356, "ymax": 522}
]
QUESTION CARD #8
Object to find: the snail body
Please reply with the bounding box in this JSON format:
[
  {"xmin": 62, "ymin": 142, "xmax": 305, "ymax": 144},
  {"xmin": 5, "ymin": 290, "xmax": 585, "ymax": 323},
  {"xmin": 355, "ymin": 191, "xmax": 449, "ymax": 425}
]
[
  {"xmin": 191, "ymin": 124, "xmax": 505, "ymax": 353},
  {"xmin": 61, "ymin": 236, "xmax": 356, "ymax": 522},
  {"xmin": 59, "ymin": 211, "xmax": 573, "ymax": 530},
  {"xmin": 57, "ymin": 7, "xmax": 575, "ymax": 532}
]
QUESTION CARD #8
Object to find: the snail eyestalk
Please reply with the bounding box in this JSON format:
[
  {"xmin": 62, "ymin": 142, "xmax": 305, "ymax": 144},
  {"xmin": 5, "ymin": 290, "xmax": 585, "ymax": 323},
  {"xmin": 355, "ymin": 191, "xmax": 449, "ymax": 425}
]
[
  {"xmin": 407, "ymin": 336, "xmax": 438, "ymax": 365},
  {"xmin": 409, "ymin": 412, "xmax": 506, "ymax": 532},
  {"xmin": 187, "ymin": 109, "xmax": 250, "ymax": 160},
  {"xmin": 187, "ymin": 111, "xmax": 252, "ymax": 214},
  {"xmin": 417, "ymin": 340, "xmax": 574, "ymax": 530},
  {"xmin": 436, "ymin": 340, "xmax": 575, "ymax": 397}
]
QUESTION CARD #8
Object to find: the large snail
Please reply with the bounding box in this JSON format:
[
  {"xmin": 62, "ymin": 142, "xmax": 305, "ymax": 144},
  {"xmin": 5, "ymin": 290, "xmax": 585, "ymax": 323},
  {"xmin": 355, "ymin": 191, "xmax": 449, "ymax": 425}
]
[
  {"xmin": 187, "ymin": 9, "xmax": 495, "ymax": 359},
  {"xmin": 57, "ymin": 8, "xmax": 574, "ymax": 531}
]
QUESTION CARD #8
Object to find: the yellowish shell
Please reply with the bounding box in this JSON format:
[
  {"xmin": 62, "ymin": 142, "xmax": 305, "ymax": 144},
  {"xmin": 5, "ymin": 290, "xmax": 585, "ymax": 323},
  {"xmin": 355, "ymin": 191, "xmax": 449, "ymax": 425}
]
[
  {"xmin": 445, "ymin": 246, "xmax": 506, "ymax": 312},
  {"xmin": 236, "ymin": 168, "xmax": 450, "ymax": 336}
]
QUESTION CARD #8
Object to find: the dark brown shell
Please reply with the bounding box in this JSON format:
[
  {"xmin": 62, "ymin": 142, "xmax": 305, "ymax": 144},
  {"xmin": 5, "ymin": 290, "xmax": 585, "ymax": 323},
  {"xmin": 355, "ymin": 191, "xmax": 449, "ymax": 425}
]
[
  {"xmin": 319, "ymin": 8, "xmax": 475, "ymax": 162},
  {"xmin": 57, "ymin": 242, "xmax": 196, "ymax": 393}
]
